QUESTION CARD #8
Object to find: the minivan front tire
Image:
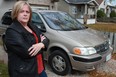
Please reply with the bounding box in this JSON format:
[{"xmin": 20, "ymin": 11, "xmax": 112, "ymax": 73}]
[{"xmin": 48, "ymin": 50, "xmax": 71, "ymax": 76}]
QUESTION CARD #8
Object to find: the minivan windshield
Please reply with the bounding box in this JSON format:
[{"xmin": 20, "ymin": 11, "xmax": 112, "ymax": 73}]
[{"xmin": 40, "ymin": 12, "xmax": 86, "ymax": 31}]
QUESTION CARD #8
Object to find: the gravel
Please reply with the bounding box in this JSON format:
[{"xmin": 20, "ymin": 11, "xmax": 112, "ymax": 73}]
[{"xmin": 96, "ymin": 59, "xmax": 116, "ymax": 75}]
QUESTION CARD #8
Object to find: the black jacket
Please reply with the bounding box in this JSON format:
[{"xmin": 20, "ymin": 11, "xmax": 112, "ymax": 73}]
[{"xmin": 4, "ymin": 20, "xmax": 49, "ymax": 77}]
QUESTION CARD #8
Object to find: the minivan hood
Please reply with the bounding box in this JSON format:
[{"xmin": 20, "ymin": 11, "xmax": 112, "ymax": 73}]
[{"xmin": 58, "ymin": 28, "xmax": 106, "ymax": 47}]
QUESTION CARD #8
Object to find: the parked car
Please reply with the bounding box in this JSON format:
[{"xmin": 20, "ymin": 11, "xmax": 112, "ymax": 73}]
[{"xmin": 0, "ymin": 10, "xmax": 113, "ymax": 76}]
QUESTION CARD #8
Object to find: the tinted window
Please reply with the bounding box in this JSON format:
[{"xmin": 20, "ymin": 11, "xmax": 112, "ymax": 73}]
[{"xmin": 32, "ymin": 12, "xmax": 45, "ymax": 30}]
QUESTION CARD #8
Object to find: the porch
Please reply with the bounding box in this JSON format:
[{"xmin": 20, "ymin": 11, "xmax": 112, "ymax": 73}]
[{"xmin": 77, "ymin": 14, "xmax": 96, "ymax": 24}]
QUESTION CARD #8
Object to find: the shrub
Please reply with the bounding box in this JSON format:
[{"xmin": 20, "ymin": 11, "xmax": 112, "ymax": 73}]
[
  {"xmin": 110, "ymin": 10, "xmax": 116, "ymax": 18},
  {"xmin": 97, "ymin": 10, "xmax": 106, "ymax": 18}
]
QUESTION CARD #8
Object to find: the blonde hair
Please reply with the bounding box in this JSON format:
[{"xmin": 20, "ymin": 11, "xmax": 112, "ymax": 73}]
[{"xmin": 12, "ymin": 1, "xmax": 32, "ymax": 22}]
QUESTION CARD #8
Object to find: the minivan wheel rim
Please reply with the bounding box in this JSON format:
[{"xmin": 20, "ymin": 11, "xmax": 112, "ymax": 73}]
[{"xmin": 52, "ymin": 55, "xmax": 66, "ymax": 72}]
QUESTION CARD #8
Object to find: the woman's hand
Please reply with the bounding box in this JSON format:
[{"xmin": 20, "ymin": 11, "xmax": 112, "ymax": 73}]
[
  {"xmin": 28, "ymin": 43, "xmax": 44, "ymax": 56},
  {"xmin": 40, "ymin": 34, "xmax": 46, "ymax": 42}
]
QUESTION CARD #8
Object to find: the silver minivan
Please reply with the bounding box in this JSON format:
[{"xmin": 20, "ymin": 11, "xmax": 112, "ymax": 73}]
[
  {"xmin": 1, "ymin": 10, "xmax": 113, "ymax": 76},
  {"xmin": 31, "ymin": 10, "xmax": 112, "ymax": 75}
]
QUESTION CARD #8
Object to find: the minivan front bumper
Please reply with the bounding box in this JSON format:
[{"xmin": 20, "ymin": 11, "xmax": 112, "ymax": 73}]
[{"xmin": 69, "ymin": 46, "xmax": 113, "ymax": 71}]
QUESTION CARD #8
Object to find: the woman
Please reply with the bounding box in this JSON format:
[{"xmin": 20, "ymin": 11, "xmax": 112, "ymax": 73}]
[{"xmin": 4, "ymin": 1, "xmax": 49, "ymax": 77}]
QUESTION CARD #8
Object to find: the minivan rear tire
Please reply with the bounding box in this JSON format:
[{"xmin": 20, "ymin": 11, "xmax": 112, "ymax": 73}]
[{"xmin": 48, "ymin": 50, "xmax": 71, "ymax": 76}]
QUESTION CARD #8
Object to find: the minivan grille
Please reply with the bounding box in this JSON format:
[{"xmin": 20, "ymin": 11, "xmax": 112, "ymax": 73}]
[{"xmin": 94, "ymin": 41, "xmax": 109, "ymax": 53}]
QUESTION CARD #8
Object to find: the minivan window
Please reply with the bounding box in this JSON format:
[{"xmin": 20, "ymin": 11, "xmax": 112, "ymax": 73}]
[
  {"xmin": 32, "ymin": 12, "xmax": 45, "ymax": 30},
  {"xmin": 40, "ymin": 12, "xmax": 86, "ymax": 31}
]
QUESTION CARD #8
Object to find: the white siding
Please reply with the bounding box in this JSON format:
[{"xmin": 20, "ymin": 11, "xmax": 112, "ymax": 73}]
[{"xmin": 98, "ymin": 0, "xmax": 107, "ymax": 13}]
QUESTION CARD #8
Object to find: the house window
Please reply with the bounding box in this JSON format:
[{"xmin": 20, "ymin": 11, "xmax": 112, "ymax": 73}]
[
  {"xmin": 104, "ymin": 1, "xmax": 106, "ymax": 5},
  {"xmin": 71, "ymin": 6, "xmax": 77, "ymax": 14}
]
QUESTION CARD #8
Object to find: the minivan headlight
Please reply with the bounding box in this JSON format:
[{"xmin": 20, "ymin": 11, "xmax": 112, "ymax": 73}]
[{"xmin": 73, "ymin": 47, "xmax": 96, "ymax": 55}]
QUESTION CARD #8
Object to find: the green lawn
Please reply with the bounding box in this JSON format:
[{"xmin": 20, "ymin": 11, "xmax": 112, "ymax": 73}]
[
  {"xmin": 86, "ymin": 22, "xmax": 116, "ymax": 32},
  {"xmin": 0, "ymin": 61, "xmax": 9, "ymax": 77}
]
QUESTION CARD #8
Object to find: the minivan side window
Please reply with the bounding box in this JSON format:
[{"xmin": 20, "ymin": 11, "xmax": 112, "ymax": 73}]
[{"xmin": 32, "ymin": 12, "xmax": 45, "ymax": 30}]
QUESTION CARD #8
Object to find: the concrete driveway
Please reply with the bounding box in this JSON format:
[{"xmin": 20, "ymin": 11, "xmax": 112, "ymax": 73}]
[{"xmin": 0, "ymin": 45, "xmax": 89, "ymax": 77}]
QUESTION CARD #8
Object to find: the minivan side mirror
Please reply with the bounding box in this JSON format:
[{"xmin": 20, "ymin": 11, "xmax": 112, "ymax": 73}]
[
  {"xmin": 32, "ymin": 20, "xmax": 46, "ymax": 32},
  {"xmin": 39, "ymin": 28, "xmax": 46, "ymax": 32}
]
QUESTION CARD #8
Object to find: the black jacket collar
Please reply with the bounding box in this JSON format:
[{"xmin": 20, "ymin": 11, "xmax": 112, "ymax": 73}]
[{"xmin": 9, "ymin": 20, "xmax": 37, "ymax": 34}]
